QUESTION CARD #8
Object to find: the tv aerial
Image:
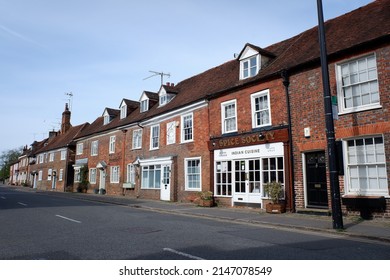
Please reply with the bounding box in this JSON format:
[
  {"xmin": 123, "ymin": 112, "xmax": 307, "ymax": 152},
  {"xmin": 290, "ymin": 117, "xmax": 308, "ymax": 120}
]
[
  {"xmin": 65, "ymin": 92, "xmax": 73, "ymax": 111},
  {"xmin": 143, "ymin": 70, "xmax": 170, "ymax": 85}
]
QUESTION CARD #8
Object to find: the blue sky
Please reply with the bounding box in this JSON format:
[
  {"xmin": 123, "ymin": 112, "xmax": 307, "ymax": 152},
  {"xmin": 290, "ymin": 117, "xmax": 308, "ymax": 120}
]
[{"xmin": 0, "ymin": 0, "xmax": 372, "ymax": 152}]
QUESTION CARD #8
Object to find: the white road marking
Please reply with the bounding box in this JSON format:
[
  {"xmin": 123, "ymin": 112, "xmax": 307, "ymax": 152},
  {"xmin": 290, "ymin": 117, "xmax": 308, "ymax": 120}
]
[
  {"xmin": 17, "ymin": 202, "xmax": 27, "ymax": 206},
  {"xmin": 163, "ymin": 248, "xmax": 205, "ymax": 260},
  {"xmin": 1, "ymin": 196, "xmax": 6, "ymax": 199},
  {"xmin": 55, "ymin": 215, "xmax": 81, "ymax": 224}
]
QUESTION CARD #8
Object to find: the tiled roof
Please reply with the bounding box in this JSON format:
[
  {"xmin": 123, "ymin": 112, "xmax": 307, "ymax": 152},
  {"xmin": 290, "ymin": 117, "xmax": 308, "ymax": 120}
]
[
  {"xmin": 74, "ymin": 0, "xmax": 389, "ymax": 139},
  {"xmin": 35, "ymin": 123, "xmax": 89, "ymax": 154}
]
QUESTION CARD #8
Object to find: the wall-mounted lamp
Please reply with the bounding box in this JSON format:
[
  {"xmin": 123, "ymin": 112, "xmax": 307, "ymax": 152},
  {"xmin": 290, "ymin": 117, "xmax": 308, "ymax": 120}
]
[{"xmin": 258, "ymin": 131, "xmax": 265, "ymax": 140}]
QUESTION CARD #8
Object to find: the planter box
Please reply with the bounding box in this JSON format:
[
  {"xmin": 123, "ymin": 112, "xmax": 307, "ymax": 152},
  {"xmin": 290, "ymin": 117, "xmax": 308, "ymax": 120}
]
[{"xmin": 266, "ymin": 203, "xmax": 286, "ymax": 214}]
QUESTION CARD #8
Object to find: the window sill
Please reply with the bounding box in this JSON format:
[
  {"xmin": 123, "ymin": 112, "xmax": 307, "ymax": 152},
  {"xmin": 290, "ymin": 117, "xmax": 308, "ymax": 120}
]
[{"xmin": 338, "ymin": 104, "xmax": 382, "ymax": 115}]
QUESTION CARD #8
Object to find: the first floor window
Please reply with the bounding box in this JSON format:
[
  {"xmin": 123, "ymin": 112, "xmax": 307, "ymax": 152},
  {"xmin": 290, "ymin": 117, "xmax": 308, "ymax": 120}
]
[
  {"xmin": 59, "ymin": 169, "xmax": 63, "ymax": 181},
  {"xmin": 141, "ymin": 165, "xmax": 161, "ymax": 189},
  {"xmin": 61, "ymin": 150, "xmax": 66, "ymax": 160},
  {"xmin": 251, "ymin": 90, "xmax": 271, "ymax": 128},
  {"xmin": 126, "ymin": 164, "xmax": 135, "ymax": 184},
  {"xmin": 150, "ymin": 125, "xmax": 160, "ymax": 150},
  {"xmin": 132, "ymin": 129, "xmax": 142, "ymax": 149},
  {"xmin": 91, "ymin": 140, "xmax": 99, "ymax": 156},
  {"xmin": 110, "ymin": 166, "xmax": 120, "ymax": 183},
  {"xmin": 109, "ymin": 136, "xmax": 116, "ymax": 154},
  {"xmin": 337, "ymin": 54, "xmax": 379, "ymax": 113},
  {"xmin": 215, "ymin": 161, "xmax": 232, "ymax": 196},
  {"xmin": 221, "ymin": 100, "xmax": 237, "ymax": 134},
  {"xmin": 89, "ymin": 168, "xmax": 97, "ymax": 184},
  {"xmin": 182, "ymin": 114, "xmax": 193, "ymax": 142},
  {"xmin": 166, "ymin": 121, "xmax": 176, "ymax": 145},
  {"xmin": 185, "ymin": 158, "xmax": 201, "ymax": 190},
  {"xmin": 345, "ymin": 136, "xmax": 388, "ymax": 196},
  {"xmin": 49, "ymin": 153, "xmax": 54, "ymax": 162},
  {"xmin": 76, "ymin": 143, "xmax": 83, "ymax": 155}
]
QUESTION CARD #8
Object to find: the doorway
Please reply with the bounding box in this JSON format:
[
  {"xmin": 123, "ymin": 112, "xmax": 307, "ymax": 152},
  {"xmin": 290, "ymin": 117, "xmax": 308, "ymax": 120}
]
[
  {"xmin": 160, "ymin": 164, "xmax": 171, "ymax": 201},
  {"xmin": 305, "ymin": 151, "xmax": 328, "ymax": 207},
  {"xmin": 233, "ymin": 159, "xmax": 262, "ymax": 203}
]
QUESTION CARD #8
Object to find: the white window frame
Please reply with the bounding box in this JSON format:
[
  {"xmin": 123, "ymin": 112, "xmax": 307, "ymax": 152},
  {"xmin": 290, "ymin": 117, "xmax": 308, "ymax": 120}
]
[
  {"xmin": 60, "ymin": 150, "xmax": 66, "ymax": 161},
  {"xmin": 251, "ymin": 89, "xmax": 271, "ymax": 128},
  {"xmin": 185, "ymin": 157, "xmax": 201, "ymax": 191},
  {"xmin": 74, "ymin": 167, "xmax": 81, "ymax": 183},
  {"xmin": 109, "ymin": 135, "xmax": 116, "ymax": 154},
  {"xmin": 132, "ymin": 129, "xmax": 143, "ymax": 150},
  {"xmin": 39, "ymin": 154, "xmax": 43, "ymax": 164},
  {"xmin": 120, "ymin": 104, "xmax": 127, "ymax": 119},
  {"xmin": 49, "ymin": 152, "xmax": 54, "ymax": 162},
  {"xmin": 76, "ymin": 143, "xmax": 84, "ymax": 155},
  {"xmin": 48, "ymin": 169, "xmax": 52, "ymax": 181},
  {"xmin": 91, "ymin": 140, "xmax": 99, "ymax": 156},
  {"xmin": 110, "ymin": 166, "xmax": 120, "ymax": 183},
  {"xmin": 126, "ymin": 164, "xmax": 135, "ymax": 185},
  {"xmin": 141, "ymin": 164, "xmax": 161, "ymax": 189},
  {"xmin": 336, "ymin": 53, "xmax": 381, "ymax": 114},
  {"xmin": 150, "ymin": 125, "xmax": 160, "ymax": 150},
  {"xmin": 59, "ymin": 169, "xmax": 63, "ymax": 181},
  {"xmin": 166, "ymin": 121, "xmax": 176, "ymax": 145},
  {"xmin": 140, "ymin": 99, "xmax": 149, "ymax": 113},
  {"xmin": 89, "ymin": 168, "xmax": 97, "ymax": 184},
  {"xmin": 181, "ymin": 113, "xmax": 194, "ymax": 143},
  {"xmin": 221, "ymin": 100, "xmax": 237, "ymax": 134},
  {"xmin": 344, "ymin": 136, "xmax": 388, "ymax": 196},
  {"xmin": 38, "ymin": 170, "xmax": 43, "ymax": 181},
  {"xmin": 240, "ymin": 55, "xmax": 259, "ymax": 80}
]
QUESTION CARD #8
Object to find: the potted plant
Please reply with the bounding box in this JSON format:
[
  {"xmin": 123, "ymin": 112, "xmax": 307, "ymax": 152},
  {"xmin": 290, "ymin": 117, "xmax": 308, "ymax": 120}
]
[
  {"xmin": 264, "ymin": 181, "xmax": 286, "ymax": 214},
  {"xmin": 197, "ymin": 191, "xmax": 214, "ymax": 207}
]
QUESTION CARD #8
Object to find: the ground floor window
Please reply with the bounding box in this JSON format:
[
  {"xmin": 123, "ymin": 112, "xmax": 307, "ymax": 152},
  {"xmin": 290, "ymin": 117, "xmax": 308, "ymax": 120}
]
[
  {"xmin": 215, "ymin": 161, "xmax": 232, "ymax": 196},
  {"xmin": 59, "ymin": 169, "xmax": 63, "ymax": 181},
  {"xmin": 185, "ymin": 158, "xmax": 201, "ymax": 190},
  {"xmin": 89, "ymin": 168, "xmax": 97, "ymax": 184},
  {"xmin": 345, "ymin": 136, "xmax": 388, "ymax": 196},
  {"xmin": 141, "ymin": 165, "xmax": 161, "ymax": 189},
  {"xmin": 214, "ymin": 156, "xmax": 285, "ymax": 199},
  {"xmin": 74, "ymin": 168, "xmax": 81, "ymax": 183},
  {"xmin": 126, "ymin": 164, "xmax": 135, "ymax": 185},
  {"xmin": 38, "ymin": 170, "xmax": 43, "ymax": 181},
  {"xmin": 110, "ymin": 166, "xmax": 120, "ymax": 183}
]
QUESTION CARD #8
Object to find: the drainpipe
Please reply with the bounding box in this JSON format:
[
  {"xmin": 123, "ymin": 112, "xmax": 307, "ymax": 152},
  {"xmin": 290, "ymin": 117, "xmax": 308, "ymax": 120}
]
[
  {"xmin": 281, "ymin": 69, "xmax": 295, "ymax": 212},
  {"xmin": 121, "ymin": 129, "xmax": 127, "ymax": 196}
]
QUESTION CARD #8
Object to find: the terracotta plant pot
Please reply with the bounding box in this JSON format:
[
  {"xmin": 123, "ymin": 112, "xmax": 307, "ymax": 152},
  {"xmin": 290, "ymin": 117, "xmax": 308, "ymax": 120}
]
[{"xmin": 266, "ymin": 203, "xmax": 286, "ymax": 214}]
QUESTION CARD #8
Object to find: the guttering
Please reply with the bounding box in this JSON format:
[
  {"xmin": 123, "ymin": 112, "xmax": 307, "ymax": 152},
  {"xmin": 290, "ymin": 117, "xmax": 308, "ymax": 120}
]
[{"xmin": 281, "ymin": 69, "xmax": 295, "ymax": 213}]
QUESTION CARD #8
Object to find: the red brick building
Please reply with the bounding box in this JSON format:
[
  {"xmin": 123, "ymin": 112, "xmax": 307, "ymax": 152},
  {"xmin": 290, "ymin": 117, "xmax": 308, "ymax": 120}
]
[{"xmin": 33, "ymin": 104, "xmax": 89, "ymax": 191}]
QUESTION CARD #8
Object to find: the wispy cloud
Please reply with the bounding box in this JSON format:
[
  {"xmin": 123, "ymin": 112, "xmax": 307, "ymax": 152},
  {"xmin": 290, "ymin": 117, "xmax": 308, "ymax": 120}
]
[{"xmin": 0, "ymin": 23, "xmax": 47, "ymax": 48}]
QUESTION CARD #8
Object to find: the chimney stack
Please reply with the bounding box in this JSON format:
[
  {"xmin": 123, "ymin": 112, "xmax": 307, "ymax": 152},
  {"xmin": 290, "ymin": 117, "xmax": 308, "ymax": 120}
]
[{"xmin": 61, "ymin": 103, "xmax": 71, "ymax": 134}]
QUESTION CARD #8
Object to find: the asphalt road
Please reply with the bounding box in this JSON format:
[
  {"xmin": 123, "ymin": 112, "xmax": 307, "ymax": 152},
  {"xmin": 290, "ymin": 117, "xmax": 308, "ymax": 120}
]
[{"xmin": 1, "ymin": 186, "xmax": 390, "ymax": 260}]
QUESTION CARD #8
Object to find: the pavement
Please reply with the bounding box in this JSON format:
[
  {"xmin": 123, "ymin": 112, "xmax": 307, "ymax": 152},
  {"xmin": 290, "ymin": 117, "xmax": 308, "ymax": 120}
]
[{"xmin": 5, "ymin": 185, "xmax": 390, "ymax": 244}]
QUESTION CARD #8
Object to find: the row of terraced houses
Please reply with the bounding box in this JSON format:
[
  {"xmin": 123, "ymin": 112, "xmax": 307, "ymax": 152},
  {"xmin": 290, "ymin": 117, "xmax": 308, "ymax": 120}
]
[{"xmin": 9, "ymin": 1, "xmax": 390, "ymax": 218}]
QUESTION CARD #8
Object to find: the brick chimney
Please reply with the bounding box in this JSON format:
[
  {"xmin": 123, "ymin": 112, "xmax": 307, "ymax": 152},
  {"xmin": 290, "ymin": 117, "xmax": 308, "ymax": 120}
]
[{"xmin": 61, "ymin": 103, "xmax": 71, "ymax": 134}]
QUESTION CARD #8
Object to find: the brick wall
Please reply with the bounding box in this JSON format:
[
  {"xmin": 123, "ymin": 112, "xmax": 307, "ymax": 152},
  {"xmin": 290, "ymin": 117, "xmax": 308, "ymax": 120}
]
[{"xmin": 290, "ymin": 45, "xmax": 390, "ymax": 217}]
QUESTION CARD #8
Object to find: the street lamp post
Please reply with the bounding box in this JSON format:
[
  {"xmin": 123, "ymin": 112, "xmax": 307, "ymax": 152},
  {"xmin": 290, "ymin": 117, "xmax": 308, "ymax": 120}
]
[{"xmin": 316, "ymin": 0, "xmax": 344, "ymax": 229}]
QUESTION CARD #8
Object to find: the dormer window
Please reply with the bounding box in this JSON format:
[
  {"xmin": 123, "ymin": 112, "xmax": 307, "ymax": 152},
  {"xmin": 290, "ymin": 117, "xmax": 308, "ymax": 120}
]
[
  {"xmin": 159, "ymin": 93, "xmax": 174, "ymax": 106},
  {"xmin": 238, "ymin": 43, "xmax": 275, "ymax": 81},
  {"xmin": 120, "ymin": 104, "xmax": 127, "ymax": 119},
  {"xmin": 241, "ymin": 55, "xmax": 258, "ymax": 79},
  {"xmin": 140, "ymin": 99, "xmax": 149, "ymax": 113},
  {"xmin": 103, "ymin": 114, "xmax": 110, "ymax": 125}
]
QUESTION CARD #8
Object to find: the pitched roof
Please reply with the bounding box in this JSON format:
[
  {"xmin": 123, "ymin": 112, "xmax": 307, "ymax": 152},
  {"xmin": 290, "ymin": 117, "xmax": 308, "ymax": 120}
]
[
  {"xmin": 74, "ymin": 0, "xmax": 389, "ymax": 139},
  {"xmin": 35, "ymin": 123, "xmax": 89, "ymax": 154}
]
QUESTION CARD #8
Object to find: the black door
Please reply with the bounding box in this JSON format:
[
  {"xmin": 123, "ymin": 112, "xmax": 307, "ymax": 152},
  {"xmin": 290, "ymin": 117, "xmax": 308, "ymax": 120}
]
[{"xmin": 306, "ymin": 151, "xmax": 328, "ymax": 207}]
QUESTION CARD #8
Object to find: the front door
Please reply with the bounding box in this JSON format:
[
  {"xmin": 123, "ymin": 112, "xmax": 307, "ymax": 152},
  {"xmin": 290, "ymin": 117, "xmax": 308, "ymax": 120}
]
[
  {"xmin": 233, "ymin": 159, "xmax": 261, "ymax": 203},
  {"xmin": 99, "ymin": 170, "xmax": 106, "ymax": 190},
  {"xmin": 160, "ymin": 164, "xmax": 171, "ymax": 201},
  {"xmin": 305, "ymin": 151, "xmax": 328, "ymax": 207}
]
